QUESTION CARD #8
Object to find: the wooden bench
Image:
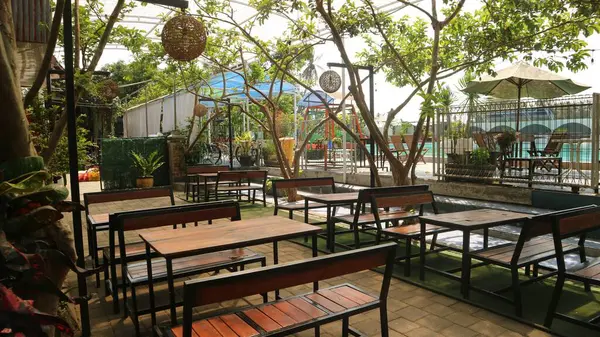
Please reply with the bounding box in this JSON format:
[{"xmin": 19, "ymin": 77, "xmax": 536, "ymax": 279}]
[
  {"xmin": 215, "ymin": 170, "xmax": 267, "ymax": 206},
  {"xmin": 185, "ymin": 165, "xmax": 230, "ymax": 201},
  {"xmin": 542, "ymin": 205, "xmax": 600, "ymax": 330},
  {"xmin": 83, "ymin": 186, "xmax": 175, "ymax": 287},
  {"xmin": 272, "ymin": 177, "xmax": 336, "ymax": 222},
  {"xmin": 110, "ymin": 201, "xmax": 267, "ymax": 336},
  {"xmin": 158, "ymin": 242, "xmax": 397, "ymax": 337},
  {"xmin": 470, "ymin": 206, "xmax": 595, "ymax": 317},
  {"xmin": 370, "ymin": 190, "xmax": 452, "ymax": 277},
  {"xmin": 331, "ymin": 185, "xmax": 429, "ymax": 250}
]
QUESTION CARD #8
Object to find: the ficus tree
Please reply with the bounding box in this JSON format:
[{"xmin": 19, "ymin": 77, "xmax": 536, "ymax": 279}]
[
  {"xmin": 232, "ymin": 0, "xmax": 600, "ymax": 185},
  {"xmin": 194, "ymin": 1, "xmax": 382, "ymax": 189}
]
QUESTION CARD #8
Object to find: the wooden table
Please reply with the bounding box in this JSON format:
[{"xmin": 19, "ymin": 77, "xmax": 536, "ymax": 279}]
[
  {"xmin": 419, "ymin": 209, "xmax": 529, "ymax": 298},
  {"xmin": 139, "ymin": 217, "xmax": 322, "ymax": 326},
  {"xmin": 302, "ymin": 192, "xmax": 359, "ymax": 252},
  {"xmin": 194, "ymin": 173, "xmax": 217, "ymax": 202}
]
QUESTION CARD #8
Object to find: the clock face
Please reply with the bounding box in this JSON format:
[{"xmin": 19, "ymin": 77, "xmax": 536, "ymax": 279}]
[{"xmin": 319, "ymin": 70, "xmax": 341, "ymax": 93}]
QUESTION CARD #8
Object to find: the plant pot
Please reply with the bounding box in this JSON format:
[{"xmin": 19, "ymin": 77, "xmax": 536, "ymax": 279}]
[
  {"xmin": 306, "ymin": 149, "xmax": 324, "ymax": 160},
  {"xmin": 136, "ymin": 177, "xmax": 154, "ymax": 188},
  {"xmin": 239, "ymin": 155, "xmax": 254, "ymax": 167}
]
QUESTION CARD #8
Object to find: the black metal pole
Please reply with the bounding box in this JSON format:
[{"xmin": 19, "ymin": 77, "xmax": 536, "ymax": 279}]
[
  {"xmin": 228, "ymin": 102, "xmax": 234, "ymax": 169},
  {"xmin": 63, "ymin": 1, "xmax": 90, "ymax": 336},
  {"xmin": 368, "ymin": 65, "xmax": 375, "ymax": 187}
]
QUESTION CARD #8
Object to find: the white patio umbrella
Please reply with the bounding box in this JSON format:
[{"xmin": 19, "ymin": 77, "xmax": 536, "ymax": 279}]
[{"xmin": 462, "ymin": 61, "xmax": 591, "ymax": 131}]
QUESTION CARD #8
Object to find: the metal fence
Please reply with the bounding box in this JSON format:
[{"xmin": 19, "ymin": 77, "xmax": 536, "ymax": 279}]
[{"xmin": 433, "ymin": 94, "xmax": 600, "ymax": 190}]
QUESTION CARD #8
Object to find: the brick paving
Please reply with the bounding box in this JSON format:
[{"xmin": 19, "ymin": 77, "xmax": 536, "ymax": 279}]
[{"xmin": 62, "ymin": 181, "xmax": 553, "ymax": 337}]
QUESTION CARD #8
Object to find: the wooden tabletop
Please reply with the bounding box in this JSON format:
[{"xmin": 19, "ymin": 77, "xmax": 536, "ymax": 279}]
[
  {"xmin": 302, "ymin": 192, "xmax": 359, "ymax": 204},
  {"xmin": 140, "ymin": 217, "xmax": 322, "ymax": 258},
  {"xmin": 88, "ymin": 213, "xmax": 109, "ymax": 225},
  {"xmin": 420, "ymin": 209, "xmax": 529, "ymax": 231}
]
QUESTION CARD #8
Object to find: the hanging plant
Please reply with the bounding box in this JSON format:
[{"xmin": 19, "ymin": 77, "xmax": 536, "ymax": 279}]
[{"xmin": 161, "ymin": 14, "xmax": 207, "ymax": 61}]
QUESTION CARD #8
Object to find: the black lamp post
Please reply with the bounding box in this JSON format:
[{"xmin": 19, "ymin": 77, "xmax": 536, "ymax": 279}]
[
  {"xmin": 62, "ymin": 0, "xmax": 190, "ymax": 335},
  {"xmin": 326, "ymin": 63, "xmax": 375, "ymax": 187}
]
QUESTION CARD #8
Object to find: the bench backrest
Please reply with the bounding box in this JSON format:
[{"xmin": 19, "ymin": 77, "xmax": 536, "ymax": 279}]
[
  {"xmin": 370, "ymin": 190, "xmax": 437, "ymax": 218},
  {"xmin": 108, "ymin": 201, "xmax": 241, "ymax": 266},
  {"xmin": 272, "ymin": 177, "xmax": 335, "ymax": 204},
  {"xmin": 181, "ymin": 242, "xmax": 397, "ymax": 337},
  {"xmin": 83, "ymin": 186, "xmax": 174, "ymax": 215},
  {"xmin": 186, "ymin": 165, "xmax": 229, "ymax": 174},
  {"xmin": 508, "ymin": 205, "xmax": 598, "ymax": 266},
  {"xmin": 390, "ymin": 135, "xmax": 403, "ymax": 151}
]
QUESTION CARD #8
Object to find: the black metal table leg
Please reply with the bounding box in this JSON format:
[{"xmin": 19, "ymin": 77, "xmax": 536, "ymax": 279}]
[
  {"xmin": 145, "ymin": 242, "xmax": 156, "ymax": 327},
  {"xmin": 461, "ymin": 230, "xmax": 472, "ymax": 299},
  {"xmin": 274, "ymin": 240, "xmax": 280, "ymax": 299},
  {"xmin": 326, "ymin": 204, "xmax": 333, "ymax": 252},
  {"xmin": 204, "ymin": 177, "xmax": 209, "ymax": 202},
  {"xmin": 483, "ymin": 228, "xmax": 489, "ymax": 249},
  {"xmin": 419, "ymin": 220, "xmax": 426, "ymax": 281},
  {"xmin": 166, "ymin": 258, "xmax": 177, "ymax": 325},
  {"xmin": 312, "ymin": 233, "xmax": 319, "ymax": 291}
]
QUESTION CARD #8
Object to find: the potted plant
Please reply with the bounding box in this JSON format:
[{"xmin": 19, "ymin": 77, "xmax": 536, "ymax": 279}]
[
  {"xmin": 332, "ymin": 137, "xmax": 342, "ymax": 149},
  {"xmin": 306, "ymin": 138, "xmax": 325, "ymax": 160},
  {"xmin": 235, "ymin": 131, "xmax": 255, "ymax": 167},
  {"xmin": 446, "ymin": 148, "xmax": 495, "ymax": 181},
  {"xmin": 131, "ymin": 150, "xmax": 165, "ymax": 188},
  {"xmin": 497, "ymin": 130, "xmax": 517, "ymax": 156},
  {"xmin": 444, "ymin": 120, "xmax": 471, "ymax": 163}
]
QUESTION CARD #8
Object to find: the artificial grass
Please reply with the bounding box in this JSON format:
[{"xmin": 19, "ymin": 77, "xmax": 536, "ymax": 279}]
[{"xmin": 219, "ymin": 202, "xmax": 600, "ymax": 336}]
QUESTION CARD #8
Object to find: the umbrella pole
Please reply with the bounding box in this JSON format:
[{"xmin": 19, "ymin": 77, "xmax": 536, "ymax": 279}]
[{"xmin": 517, "ymin": 84, "xmax": 522, "ymax": 160}]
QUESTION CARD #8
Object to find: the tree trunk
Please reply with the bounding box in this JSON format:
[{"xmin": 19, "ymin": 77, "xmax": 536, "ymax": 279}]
[{"xmin": 0, "ymin": 0, "xmax": 35, "ymax": 162}]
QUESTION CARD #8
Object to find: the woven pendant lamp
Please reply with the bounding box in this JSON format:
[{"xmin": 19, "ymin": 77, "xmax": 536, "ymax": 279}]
[
  {"xmin": 319, "ymin": 70, "xmax": 342, "ymax": 93},
  {"xmin": 161, "ymin": 14, "xmax": 207, "ymax": 61}
]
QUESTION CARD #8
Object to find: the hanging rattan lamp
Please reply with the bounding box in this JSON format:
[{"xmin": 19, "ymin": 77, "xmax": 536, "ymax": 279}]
[
  {"xmin": 194, "ymin": 103, "xmax": 208, "ymax": 117},
  {"xmin": 319, "ymin": 70, "xmax": 341, "ymax": 93},
  {"xmin": 161, "ymin": 14, "xmax": 207, "ymax": 61}
]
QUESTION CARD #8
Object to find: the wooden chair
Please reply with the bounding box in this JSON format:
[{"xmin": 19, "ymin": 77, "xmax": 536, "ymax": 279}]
[
  {"xmin": 272, "ymin": 177, "xmax": 335, "ymax": 222},
  {"xmin": 331, "ymin": 185, "xmax": 429, "ymax": 250},
  {"xmin": 184, "ymin": 165, "xmax": 229, "ymax": 201},
  {"xmin": 157, "ymin": 242, "xmax": 397, "ymax": 337},
  {"xmin": 527, "ymin": 132, "xmax": 566, "ymax": 172},
  {"xmin": 403, "ymin": 135, "xmax": 428, "ymax": 164},
  {"xmin": 544, "ymin": 205, "xmax": 600, "ymax": 330},
  {"xmin": 370, "ymin": 190, "xmax": 452, "ymax": 277},
  {"xmin": 390, "ymin": 135, "xmax": 408, "ymax": 161},
  {"xmin": 470, "ymin": 206, "xmax": 595, "ymax": 317},
  {"xmin": 110, "ymin": 201, "xmax": 266, "ymax": 336},
  {"xmin": 215, "ymin": 170, "xmax": 268, "ymax": 206},
  {"xmin": 83, "ymin": 186, "xmax": 174, "ymax": 287}
]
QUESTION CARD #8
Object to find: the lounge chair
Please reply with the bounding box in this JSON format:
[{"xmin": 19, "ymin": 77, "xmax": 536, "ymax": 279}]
[
  {"xmin": 403, "ymin": 135, "xmax": 428, "ymax": 164},
  {"xmin": 527, "ymin": 132, "xmax": 565, "ymax": 172},
  {"xmin": 390, "ymin": 135, "xmax": 408, "ymax": 161}
]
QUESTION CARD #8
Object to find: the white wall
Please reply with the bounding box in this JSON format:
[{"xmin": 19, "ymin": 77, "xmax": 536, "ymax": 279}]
[{"xmin": 123, "ymin": 91, "xmax": 197, "ymax": 137}]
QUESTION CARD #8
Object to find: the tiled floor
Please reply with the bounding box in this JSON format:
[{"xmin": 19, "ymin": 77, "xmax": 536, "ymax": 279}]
[{"xmin": 63, "ymin": 181, "xmax": 553, "ymax": 337}]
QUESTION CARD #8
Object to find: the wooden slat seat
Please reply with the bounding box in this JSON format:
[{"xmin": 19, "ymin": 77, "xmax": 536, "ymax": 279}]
[
  {"xmin": 160, "ymin": 243, "xmax": 397, "ymax": 337},
  {"xmin": 103, "ymin": 242, "xmax": 146, "ymax": 261},
  {"xmin": 382, "ymin": 223, "xmax": 444, "ymax": 237},
  {"xmin": 276, "ymin": 200, "xmax": 326, "ymax": 211},
  {"xmin": 217, "ymin": 184, "xmax": 264, "ymax": 191},
  {"xmin": 335, "ymin": 211, "xmax": 411, "ymax": 225},
  {"xmin": 167, "ymin": 285, "xmax": 376, "ymax": 337},
  {"xmin": 472, "ymin": 237, "xmax": 578, "ymax": 267},
  {"xmin": 126, "ymin": 248, "xmax": 264, "ymax": 284},
  {"xmin": 567, "ymin": 259, "xmax": 600, "ymax": 282}
]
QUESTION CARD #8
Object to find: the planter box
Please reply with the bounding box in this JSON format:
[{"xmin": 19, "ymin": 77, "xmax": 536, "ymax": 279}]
[{"xmin": 445, "ymin": 163, "xmax": 496, "ymax": 182}]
